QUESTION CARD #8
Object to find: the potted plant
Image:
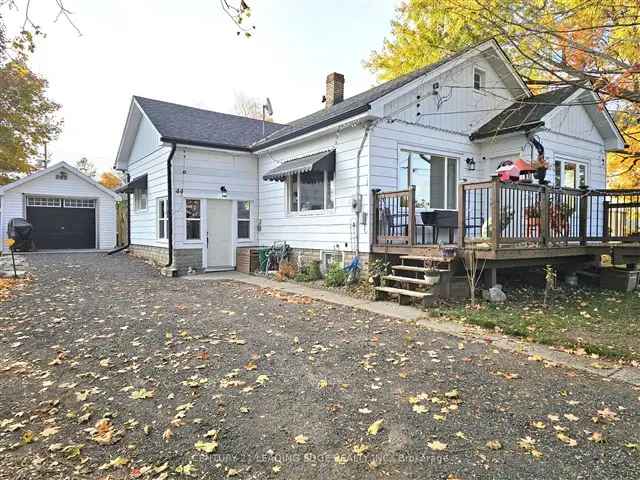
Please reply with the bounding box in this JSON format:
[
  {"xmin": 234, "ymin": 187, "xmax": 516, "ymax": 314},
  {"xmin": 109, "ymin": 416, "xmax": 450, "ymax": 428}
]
[{"xmin": 423, "ymin": 259, "xmax": 441, "ymax": 286}]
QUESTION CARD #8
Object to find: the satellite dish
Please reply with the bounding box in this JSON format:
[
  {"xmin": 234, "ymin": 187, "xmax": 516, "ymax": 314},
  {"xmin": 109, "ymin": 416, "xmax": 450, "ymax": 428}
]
[{"xmin": 264, "ymin": 97, "xmax": 273, "ymax": 116}]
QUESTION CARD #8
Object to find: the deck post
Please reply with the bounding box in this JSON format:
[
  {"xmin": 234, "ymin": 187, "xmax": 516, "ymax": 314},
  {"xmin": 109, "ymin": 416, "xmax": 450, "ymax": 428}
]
[
  {"xmin": 603, "ymin": 200, "xmax": 610, "ymax": 242},
  {"xmin": 490, "ymin": 176, "xmax": 500, "ymax": 250},
  {"xmin": 579, "ymin": 186, "xmax": 588, "ymax": 246},
  {"xmin": 540, "ymin": 185, "xmax": 550, "ymax": 246},
  {"xmin": 458, "ymin": 184, "xmax": 465, "ymax": 248},
  {"xmin": 371, "ymin": 189, "xmax": 379, "ymax": 248},
  {"xmin": 408, "ymin": 186, "xmax": 416, "ymax": 247}
]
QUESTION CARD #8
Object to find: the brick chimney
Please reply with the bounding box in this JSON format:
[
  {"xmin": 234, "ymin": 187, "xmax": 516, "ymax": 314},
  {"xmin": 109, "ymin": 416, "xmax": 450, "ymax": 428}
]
[{"xmin": 325, "ymin": 72, "xmax": 345, "ymax": 108}]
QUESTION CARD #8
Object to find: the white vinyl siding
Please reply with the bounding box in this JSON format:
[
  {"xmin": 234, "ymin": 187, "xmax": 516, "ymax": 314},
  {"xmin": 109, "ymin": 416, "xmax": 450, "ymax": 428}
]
[
  {"xmin": 126, "ymin": 114, "xmax": 170, "ymax": 248},
  {"xmin": 258, "ymin": 126, "xmax": 369, "ymax": 252}
]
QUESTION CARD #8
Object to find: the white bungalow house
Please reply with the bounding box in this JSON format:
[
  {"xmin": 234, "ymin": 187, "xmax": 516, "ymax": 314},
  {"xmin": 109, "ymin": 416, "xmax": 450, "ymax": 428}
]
[{"xmin": 114, "ymin": 39, "xmax": 628, "ymax": 284}]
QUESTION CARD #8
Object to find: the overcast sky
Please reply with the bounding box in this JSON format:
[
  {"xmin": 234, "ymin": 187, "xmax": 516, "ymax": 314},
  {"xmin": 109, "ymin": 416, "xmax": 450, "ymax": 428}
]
[{"xmin": 4, "ymin": 0, "xmax": 399, "ymax": 173}]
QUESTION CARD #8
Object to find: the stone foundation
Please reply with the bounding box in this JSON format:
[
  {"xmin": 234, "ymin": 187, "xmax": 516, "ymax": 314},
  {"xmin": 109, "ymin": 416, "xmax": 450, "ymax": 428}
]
[
  {"xmin": 287, "ymin": 248, "xmax": 370, "ymax": 274},
  {"xmin": 174, "ymin": 248, "xmax": 203, "ymax": 272},
  {"xmin": 129, "ymin": 244, "xmax": 202, "ymax": 274},
  {"xmin": 129, "ymin": 244, "xmax": 169, "ymax": 266}
]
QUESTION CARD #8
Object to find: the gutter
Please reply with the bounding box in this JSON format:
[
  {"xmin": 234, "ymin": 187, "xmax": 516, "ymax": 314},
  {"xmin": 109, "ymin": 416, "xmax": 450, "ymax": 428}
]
[
  {"xmin": 165, "ymin": 142, "xmax": 178, "ymax": 268},
  {"xmin": 160, "ymin": 136, "xmax": 252, "ymax": 153},
  {"xmin": 354, "ymin": 120, "xmax": 374, "ymax": 256}
]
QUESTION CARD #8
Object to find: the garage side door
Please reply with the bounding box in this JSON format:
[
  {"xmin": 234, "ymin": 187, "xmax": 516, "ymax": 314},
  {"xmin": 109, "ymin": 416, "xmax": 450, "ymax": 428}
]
[{"xmin": 26, "ymin": 197, "xmax": 96, "ymax": 250}]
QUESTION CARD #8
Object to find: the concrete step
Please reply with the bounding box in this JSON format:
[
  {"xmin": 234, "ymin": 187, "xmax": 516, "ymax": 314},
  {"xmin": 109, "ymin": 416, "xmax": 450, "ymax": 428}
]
[
  {"xmin": 400, "ymin": 255, "xmax": 439, "ymax": 262},
  {"xmin": 374, "ymin": 286, "xmax": 433, "ymax": 298},
  {"xmin": 392, "ymin": 265, "xmax": 449, "ymax": 273},
  {"xmin": 383, "ymin": 275, "xmax": 439, "ymax": 286}
]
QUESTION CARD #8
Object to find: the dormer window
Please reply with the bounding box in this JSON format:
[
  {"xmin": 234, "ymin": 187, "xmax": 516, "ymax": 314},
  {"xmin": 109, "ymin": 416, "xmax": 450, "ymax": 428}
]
[{"xmin": 473, "ymin": 67, "xmax": 486, "ymax": 92}]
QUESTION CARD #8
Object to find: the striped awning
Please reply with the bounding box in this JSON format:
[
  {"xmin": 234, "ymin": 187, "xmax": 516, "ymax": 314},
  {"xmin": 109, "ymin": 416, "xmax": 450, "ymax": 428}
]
[{"xmin": 262, "ymin": 150, "xmax": 335, "ymax": 182}]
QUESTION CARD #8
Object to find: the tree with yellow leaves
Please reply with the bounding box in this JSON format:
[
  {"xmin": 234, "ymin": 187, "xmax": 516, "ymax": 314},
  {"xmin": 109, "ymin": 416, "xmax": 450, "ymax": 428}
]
[
  {"xmin": 98, "ymin": 171, "xmax": 123, "ymax": 190},
  {"xmin": 367, "ymin": 0, "xmax": 640, "ymax": 183}
]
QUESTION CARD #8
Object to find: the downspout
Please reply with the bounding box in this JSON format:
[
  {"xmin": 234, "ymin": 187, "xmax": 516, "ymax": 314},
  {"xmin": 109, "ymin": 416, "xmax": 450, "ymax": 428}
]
[
  {"xmin": 165, "ymin": 143, "xmax": 178, "ymax": 268},
  {"xmin": 354, "ymin": 120, "xmax": 373, "ymax": 257},
  {"xmin": 107, "ymin": 172, "xmax": 131, "ymax": 255}
]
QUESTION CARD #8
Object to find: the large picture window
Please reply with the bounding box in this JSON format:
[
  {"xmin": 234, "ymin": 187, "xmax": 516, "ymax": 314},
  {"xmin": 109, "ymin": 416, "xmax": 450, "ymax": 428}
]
[
  {"xmin": 237, "ymin": 201, "xmax": 251, "ymax": 239},
  {"xmin": 289, "ymin": 167, "xmax": 335, "ymax": 212},
  {"xmin": 398, "ymin": 151, "xmax": 458, "ymax": 209},
  {"xmin": 185, "ymin": 199, "xmax": 201, "ymax": 240}
]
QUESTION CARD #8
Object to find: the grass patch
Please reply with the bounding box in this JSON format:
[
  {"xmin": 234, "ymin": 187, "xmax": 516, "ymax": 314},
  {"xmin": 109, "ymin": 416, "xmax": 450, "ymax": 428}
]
[{"xmin": 438, "ymin": 284, "xmax": 640, "ymax": 362}]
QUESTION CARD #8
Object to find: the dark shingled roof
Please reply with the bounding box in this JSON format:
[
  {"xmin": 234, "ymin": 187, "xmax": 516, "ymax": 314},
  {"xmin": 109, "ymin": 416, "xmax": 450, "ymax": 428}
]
[
  {"xmin": 470, "ymin": 86, "xmax": 579, "ymax": 140},
  {"xmin": 252, "ymin": 44, "xmax": 485, "ymax": 150},
  {"xmin": 134, "ymin": 41, "xmax": 527, "ymax": 152},
  {"xmin": 134, "ymin": 96, "xmax": 286, "ymax": 151}
]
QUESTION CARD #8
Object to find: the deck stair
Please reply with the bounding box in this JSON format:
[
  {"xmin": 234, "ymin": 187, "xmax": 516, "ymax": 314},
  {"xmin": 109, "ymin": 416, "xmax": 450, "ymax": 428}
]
[{"xmin": 375, "ymin": 255, "xmax": 453, "ymax": 305}]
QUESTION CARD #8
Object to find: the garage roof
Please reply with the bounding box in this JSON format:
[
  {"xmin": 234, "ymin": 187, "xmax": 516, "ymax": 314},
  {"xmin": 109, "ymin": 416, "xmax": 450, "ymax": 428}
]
[{"xmin": 0, "ymin": 162, "xmax": 120, "ymax": 199}]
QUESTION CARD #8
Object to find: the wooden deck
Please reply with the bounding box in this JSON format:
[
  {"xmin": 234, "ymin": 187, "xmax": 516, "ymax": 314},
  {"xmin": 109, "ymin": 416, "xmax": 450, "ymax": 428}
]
[{"xmin": 372, "ymin": 179, "xmax": 640, "ymax": 267}]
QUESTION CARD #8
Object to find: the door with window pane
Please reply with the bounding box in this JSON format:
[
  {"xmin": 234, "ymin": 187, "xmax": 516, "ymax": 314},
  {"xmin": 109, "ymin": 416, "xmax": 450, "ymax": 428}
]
[{"xmin": 398, "ymin": 151, "xmax": 458, "ymax": 209}]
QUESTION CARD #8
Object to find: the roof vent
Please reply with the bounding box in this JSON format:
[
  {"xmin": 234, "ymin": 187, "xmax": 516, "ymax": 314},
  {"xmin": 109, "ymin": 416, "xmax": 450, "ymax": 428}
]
[{"xmin": 324, "ymin": 72, "xmax": 344, "ymax": 108}]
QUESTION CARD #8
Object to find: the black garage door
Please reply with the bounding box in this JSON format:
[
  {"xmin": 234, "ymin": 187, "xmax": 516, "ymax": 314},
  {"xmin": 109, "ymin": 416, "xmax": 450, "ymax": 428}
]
[{"xmin": 26, "ymin": 197, "xmax": 96, "ymax": 250}]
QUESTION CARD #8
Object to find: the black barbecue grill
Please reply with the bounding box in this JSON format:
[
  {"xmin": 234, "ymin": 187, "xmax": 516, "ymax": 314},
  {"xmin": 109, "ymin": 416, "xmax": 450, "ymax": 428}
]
[{"xmin": 7, "ymin": 218, "xmax": 35, "ymax": 252}]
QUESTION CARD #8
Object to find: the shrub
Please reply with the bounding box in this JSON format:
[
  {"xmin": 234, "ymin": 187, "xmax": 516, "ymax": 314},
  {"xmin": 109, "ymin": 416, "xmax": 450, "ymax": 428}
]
[
  {"xmin": 325, "ymin": 261, "xmax": 347, "ymax": 287},
  {"xmin": 369, "ymin": 258, "xmax": 391, "ymax": 278},
  {"xmin": 293, "ymin": 260, "xmax": 322, "ymax": 282}
]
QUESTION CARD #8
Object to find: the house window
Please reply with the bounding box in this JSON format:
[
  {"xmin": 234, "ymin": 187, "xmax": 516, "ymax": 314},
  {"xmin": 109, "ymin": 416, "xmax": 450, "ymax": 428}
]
[
  {"xmin": 158, "ymin": 198, "xmax": 168, "ymax": 240},
  {"xmin": 237, "ymin": 201, "xmax": 251, "ymax": 239},
  {"xmin": 554, "ymin": 159, "xmax": 588, "ymax": 188},
  {"xmin": 288, "ymin": 166, "xmax": 336, "ymax": 212},
  {"xmin": 55, "ymin": 171, "xmax": 68, "ymax": 180},
  {"xmin": 473, "ymin": 67, "xmax": 486, "ymax": 91},
  {"xmin": 185, "ymin": 199, "xmax": 201, "ymax": 240},
  {"xmin": 134, "ymin": 188, "xmax": 147, "ymax": 211},
  {"xmin": 398, "ymin": 150, "xmax": 458, "ymax": 209}
]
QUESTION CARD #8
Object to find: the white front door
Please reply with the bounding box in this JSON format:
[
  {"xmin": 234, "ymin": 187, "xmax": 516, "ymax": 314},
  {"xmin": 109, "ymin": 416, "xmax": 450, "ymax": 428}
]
[{"xmin": 206, "ymin": 200, "xmax": 233, "ymax": 270}]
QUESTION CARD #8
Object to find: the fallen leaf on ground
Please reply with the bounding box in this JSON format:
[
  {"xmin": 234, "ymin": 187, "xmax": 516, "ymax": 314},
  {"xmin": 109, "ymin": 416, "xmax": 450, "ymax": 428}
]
[{"xmin": 367, "ymin": 419, "xmax": 384, "ymax": 436}]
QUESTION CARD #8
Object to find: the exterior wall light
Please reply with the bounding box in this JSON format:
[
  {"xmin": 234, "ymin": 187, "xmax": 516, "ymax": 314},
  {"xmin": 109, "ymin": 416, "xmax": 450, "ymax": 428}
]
[
  {"xmin": 465, "ymin": 157, "xmax": 476, "ymax": 171},
  {"xmin": 220, "ymin": 186, "xmax": 228, "ymax": 198}
]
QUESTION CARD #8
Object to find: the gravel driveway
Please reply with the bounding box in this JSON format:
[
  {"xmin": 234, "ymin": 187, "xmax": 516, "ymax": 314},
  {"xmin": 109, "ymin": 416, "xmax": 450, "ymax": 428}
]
[{"xmin": 0, "ymin": 253, "xmax": 638, "ymax": 479}]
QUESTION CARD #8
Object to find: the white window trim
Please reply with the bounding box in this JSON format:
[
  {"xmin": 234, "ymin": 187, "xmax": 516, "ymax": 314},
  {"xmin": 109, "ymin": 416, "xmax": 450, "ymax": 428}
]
[
  {"xmin": 157, "ymin": 197, "xmax": 168, "ymax": 240},
  {"xmin": 236, "ymin": 200, "xmax": 252, "ymax": 242},
  {"xmin": 554, "ymin": 158, "xmax": 589, "ymax": 188},
  {"xmin": 398, "ymin": 149, "xmax": 459, "ymax": 211},
  {"xmin": 185, "ymin": 198, "xmax": 202, "ymax": 241},
  {"xmin": 287, "ymin": 169, "xmax": 336, "ymax": 216},
  {"xmin": 473, "ymin": 66, "xmax": 486, "ymax": 94}
]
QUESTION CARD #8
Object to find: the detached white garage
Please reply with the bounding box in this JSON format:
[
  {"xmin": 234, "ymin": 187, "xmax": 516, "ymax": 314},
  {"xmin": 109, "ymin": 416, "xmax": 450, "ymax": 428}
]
[{"xmin": 0, "ymin": 162, "xmax": 119, "ymax": 252}]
